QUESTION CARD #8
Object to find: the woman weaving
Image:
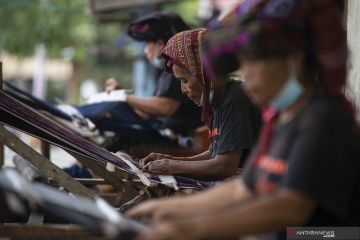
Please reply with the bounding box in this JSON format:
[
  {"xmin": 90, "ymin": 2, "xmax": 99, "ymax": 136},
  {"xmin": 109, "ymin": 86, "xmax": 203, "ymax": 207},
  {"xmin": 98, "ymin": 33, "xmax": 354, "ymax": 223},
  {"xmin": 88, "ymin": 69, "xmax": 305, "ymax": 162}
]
[
  {"xmin": 140, "ymin": 29, "xmax": 262, "ymax": 181},
  {"xmin": 128, "ymin": 0, "xmax": 360, "ymax": 239}
]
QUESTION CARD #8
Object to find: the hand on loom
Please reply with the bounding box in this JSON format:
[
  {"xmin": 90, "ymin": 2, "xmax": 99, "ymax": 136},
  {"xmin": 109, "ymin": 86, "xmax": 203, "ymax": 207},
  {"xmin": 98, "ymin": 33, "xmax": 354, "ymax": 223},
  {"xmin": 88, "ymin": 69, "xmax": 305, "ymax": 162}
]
[
  {"xmin": 127, "ymin": 198, "xmax": 188, "ymax": 222},
  {"xmin": 105, "ymin": 78, "xmax": 121, "ymax": 93},
  {"xmin": 139, "ymin": 152, "xmax": 173, "ymax": 168},
  {"xmin": 142, "ymin": 159, "xmax": 175, "ymax": 175},
  {"xmin": 127, "ymin": 197, "xmax": 205, "ymax": 239}
]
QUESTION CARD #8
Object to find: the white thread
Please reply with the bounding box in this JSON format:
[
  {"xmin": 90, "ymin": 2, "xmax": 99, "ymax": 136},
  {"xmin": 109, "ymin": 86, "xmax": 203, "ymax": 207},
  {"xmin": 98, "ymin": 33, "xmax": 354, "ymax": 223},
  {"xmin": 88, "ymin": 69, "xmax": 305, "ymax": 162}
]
[
  {"xmin": 113, "ymin": 152, "xmax": 151, "ymax": 187},
  {"xmin": 106, "ymin": 162, "xmax": 115, "ymax": 172},
  {"xmin": 158, "ymin": 175, "xmax": 179, "ymax": 191}
]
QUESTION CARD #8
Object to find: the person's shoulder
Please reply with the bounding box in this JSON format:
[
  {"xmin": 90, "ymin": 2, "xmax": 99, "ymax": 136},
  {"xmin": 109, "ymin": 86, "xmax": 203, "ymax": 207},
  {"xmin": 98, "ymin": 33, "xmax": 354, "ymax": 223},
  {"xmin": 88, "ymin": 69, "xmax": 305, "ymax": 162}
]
[
  {"xmin": 159, "ymin": 71, "xmax": 176, "ymax": 81},
  {"xmin": 226, "ymin": 79, "xmax": 243, "ymax": 91},
  {"xmin": 158, "ymin": 71, "xmax": 179, "ymax": 88},
  {"xmin": 224, "ymin": 79, "xmax": 243, "ymax": 96},
  {"xmin": 299, "ymin": 95, "xmax": 354, "ymax": 129},
  {"xmin": 303, "ymin": 95, "xmax": 346, "ymax": 116},
  {"xmin": 223, "ymin": 80, "xmax": 250, "ymax": 105}
]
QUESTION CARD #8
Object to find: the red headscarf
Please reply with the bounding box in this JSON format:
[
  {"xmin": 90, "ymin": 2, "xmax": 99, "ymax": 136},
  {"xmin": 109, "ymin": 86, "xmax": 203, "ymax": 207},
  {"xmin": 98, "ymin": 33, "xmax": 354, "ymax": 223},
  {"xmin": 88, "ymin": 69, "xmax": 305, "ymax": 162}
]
[{"xmin": 161, "ymin": 29, "xmax": 213, "ymax": 128}]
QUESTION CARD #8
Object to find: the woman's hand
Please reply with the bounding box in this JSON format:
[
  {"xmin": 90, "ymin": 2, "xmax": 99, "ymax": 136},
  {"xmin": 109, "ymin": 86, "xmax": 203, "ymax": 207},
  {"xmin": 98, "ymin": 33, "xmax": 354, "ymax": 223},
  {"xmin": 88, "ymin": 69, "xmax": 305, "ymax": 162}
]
[
  {"xmin": 126, "ymin": 197, "xmax": 187, "ymax": 221},
  {"xmin": 105, "ymin": 78, "xmax": 120, "ymax": 92},
  {"xmin": 139, "ymin": 152, "xmax": 173, "ymax": 168},
  {"xmin": 142, "ymin": 159, "xmax": 176, "ymax": 175},
  {"xmin": 128, "ymin": 200, "xmax": 203, "ymax": 240},
  {"xmin": 136, "ymin": 219, "xmax": 202, "ymax": 240}
]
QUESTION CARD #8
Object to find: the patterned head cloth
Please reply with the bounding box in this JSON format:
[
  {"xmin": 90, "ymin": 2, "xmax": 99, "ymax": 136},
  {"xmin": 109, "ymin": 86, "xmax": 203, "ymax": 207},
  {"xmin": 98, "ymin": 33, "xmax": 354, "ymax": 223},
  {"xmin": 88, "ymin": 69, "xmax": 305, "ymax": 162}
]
[
  {"xmin": 128, "ymin": 11, "xmax": 190, "ymax": 42},
  {"xmin": 204, "ymin": 0, "xmax": 347, "ymax": 97},
  {"xmin": 161, "ymin": 29, "xmax": 213, "ymax": 128}
]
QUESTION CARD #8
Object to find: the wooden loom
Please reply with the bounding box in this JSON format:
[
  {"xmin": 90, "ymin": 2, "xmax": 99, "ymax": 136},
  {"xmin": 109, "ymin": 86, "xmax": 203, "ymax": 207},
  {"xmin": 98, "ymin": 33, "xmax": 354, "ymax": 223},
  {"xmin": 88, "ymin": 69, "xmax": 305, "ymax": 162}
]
[
  {"xmin": 0, "ymin": 62, "xmax": 136, "ymax": 238},
  {"xmin": 0, "ymin": 61, "xmax": 214, "ymax": 237}
]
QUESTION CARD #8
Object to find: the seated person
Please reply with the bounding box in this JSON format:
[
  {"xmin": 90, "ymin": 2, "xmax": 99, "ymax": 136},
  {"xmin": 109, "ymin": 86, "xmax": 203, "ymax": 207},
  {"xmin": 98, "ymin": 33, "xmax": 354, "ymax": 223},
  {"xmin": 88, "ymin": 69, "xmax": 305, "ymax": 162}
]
[
  {"xmin": 127, "ymin": 1, "xmax": 360, "ymax": 239},
  {"xmin": 105, "ymin": 78, "xmax": 122, "ymax": 93},
  {"xmin": 139, "ymin": 29, "xmax": 262, "ymax": 181},
  {"xmin": 126, "ymin": 12, "xmax": 202, "ymax": 133},
  {"xmin": 78, "ymin": 11, "xmax": 203, "ymax": 141},
  {"xmin": 62, "ymin": 12, "xmax": 204, "ymax": 179}
]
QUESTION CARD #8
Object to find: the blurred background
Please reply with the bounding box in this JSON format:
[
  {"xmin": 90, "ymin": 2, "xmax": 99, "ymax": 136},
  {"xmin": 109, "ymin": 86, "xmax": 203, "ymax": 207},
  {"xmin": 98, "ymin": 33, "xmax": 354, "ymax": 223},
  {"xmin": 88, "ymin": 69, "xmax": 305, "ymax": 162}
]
[{"xmin": 0, "ymin": 0, "xmax": 243, "ymax": 105}]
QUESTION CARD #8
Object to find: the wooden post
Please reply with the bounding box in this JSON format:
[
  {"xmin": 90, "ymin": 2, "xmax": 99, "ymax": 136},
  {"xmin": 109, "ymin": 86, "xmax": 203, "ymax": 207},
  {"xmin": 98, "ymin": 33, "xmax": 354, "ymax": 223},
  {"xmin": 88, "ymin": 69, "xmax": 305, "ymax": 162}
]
[
  {"xmin": 0, "ymin": 224, "xmax": 94, "ymax": 238},
  {"xmin": 347, "ymin": 0, "xmax": 360, "ymax": 121},
  {"xmin": 40, "ymin": 141, "xmax": 50, "ymax": 159},
  {"xmin": 0, "ymin": 61, "xmax": 4, "ymax": 168},
  {"xmin": 0, "ymin": 125, "xmax": 96, "ymax": 199},
  {"xmin": 13, "ymin": 155, "xmax": 47, "ymax": 182}
]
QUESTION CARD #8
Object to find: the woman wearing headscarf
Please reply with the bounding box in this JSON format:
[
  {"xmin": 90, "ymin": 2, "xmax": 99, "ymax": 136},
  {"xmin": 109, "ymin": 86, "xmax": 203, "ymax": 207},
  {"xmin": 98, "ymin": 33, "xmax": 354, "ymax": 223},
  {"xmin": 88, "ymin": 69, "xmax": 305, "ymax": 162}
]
[
  {"xmin": 139, "ymin": 29, "xmax": 261, "ymax": 180},
  {"xmin": 79, "ymin": 12, "xmax": 203, "ymax": 140},
  {"xmin": 128, "ymin": 0, "xmax": 360, "ymax": 239},
  {"xmin": 124, "ymin": 11, "xmax": 202, "ymax": 132}
]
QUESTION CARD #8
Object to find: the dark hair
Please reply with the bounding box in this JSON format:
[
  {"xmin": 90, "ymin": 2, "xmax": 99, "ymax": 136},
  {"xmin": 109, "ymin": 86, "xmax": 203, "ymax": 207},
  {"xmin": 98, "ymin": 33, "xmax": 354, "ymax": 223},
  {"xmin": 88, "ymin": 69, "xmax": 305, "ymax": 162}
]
[
  {"xmin": 128, "ymin": 11, "xmax": 190, "ymax": 42},
  {"xmin": 204, "ymin": 9, "xmax": 321, "ymax": 86}
]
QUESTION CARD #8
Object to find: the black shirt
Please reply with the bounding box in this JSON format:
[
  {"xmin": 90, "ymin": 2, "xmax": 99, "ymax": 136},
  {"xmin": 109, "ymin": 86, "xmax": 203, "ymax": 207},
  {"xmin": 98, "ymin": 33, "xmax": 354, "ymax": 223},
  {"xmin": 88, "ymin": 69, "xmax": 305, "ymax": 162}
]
[
  {"xmin": 243, "ymin": 95, "xmax": 360, "ymax": 239},
  {"xmin": 209, "ymin": 80, "xmax": 262, "ymax": 167},
  {"xmin": 155, "ymin": 71, "xmax": 202, "ymax": 132}
]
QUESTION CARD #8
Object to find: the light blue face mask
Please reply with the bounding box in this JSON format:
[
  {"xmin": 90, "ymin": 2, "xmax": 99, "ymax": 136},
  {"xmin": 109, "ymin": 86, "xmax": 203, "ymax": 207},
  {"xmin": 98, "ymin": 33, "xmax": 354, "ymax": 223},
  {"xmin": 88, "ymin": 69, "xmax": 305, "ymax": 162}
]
[
  {"xmin": 152, "ymin": 57, "xmax": 166, "ymax": 69},
  {"xmin": 270, "ymin": 63, "xmax": 304, "ymax": 111}
]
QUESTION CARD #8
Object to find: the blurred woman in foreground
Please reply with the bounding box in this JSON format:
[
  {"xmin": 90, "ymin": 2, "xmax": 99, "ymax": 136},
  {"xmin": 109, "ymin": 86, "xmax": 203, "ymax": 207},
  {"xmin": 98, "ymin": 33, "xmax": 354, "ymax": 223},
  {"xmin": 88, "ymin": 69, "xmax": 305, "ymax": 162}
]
[{"xmin": 128, "ymin": 0, "xmax": 360, "ymax": 239}]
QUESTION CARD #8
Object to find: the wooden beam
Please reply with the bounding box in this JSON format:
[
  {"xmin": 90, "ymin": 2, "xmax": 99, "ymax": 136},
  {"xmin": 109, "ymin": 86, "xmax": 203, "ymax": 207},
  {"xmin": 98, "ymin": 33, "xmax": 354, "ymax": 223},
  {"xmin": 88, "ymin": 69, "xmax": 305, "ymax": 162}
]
[
  {"xmin": 0, "ymin": 224, "xmax": 96, "ymax": 238},
  {"xmin": 0, "ymin": 125, "xmax": 96, "ymax": 199},
  {"xmin": 69, "ymin": 151, "xmax": 138, "ymax": 202},
  {"xmin": 49, "ymin": 178, "xmax": 107, "ymax": 186},
  {"xmin": 0, "ymin": 62, "xmax": 2, "ymax": 89},
  {"xmin": 40, "ymin": 141, "xmax": 50, "ymax": 159},
  {"xmin": 13, "ymin": 155, "xmax": 47, "ymax": 182},
  {"xmin": 0, "ymin": 139, "xmax": 3, "ymax": 168}
]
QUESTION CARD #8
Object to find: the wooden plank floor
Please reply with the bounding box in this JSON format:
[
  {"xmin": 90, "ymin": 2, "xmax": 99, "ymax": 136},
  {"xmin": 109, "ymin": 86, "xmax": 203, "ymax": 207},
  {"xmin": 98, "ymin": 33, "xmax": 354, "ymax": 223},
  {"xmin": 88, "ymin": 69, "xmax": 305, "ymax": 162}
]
[{"xmin": 0, "ymin": 224, "xmax": 111, "ymax": 239}]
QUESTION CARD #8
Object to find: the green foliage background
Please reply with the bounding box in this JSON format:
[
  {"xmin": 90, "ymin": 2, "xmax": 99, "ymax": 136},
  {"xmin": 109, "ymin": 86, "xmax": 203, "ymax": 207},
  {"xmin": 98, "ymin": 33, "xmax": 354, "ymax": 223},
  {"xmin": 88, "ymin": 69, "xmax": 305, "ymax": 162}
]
[{"xmin": 0, "ymin": 0, "xmax": 199, "ymax": 102}]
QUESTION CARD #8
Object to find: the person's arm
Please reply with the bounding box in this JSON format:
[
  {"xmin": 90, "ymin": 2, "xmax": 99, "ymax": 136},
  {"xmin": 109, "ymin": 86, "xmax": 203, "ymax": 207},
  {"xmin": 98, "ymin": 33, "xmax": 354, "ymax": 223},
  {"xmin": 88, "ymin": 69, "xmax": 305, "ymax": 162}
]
[
  {"xmin": 136, "ymin": 188, "xmax": 315, "ymax": 240},
  {"xmin": 105, "ymin": 78, "xmax": 121, "ymax": 92},
  {"xmin": 142, "ymin": 150, "xmax": 242, "ymax": 180},
  {"xmin": 127, "ymin": 178, "xmax": 253, "ymax": 220},
  {"xmin": 171, "ymin": 150, "xmax": 212, "ymax": 161},
  {"xmin": 127, "ymin": 95, "xmax": 180, "ymax": 117},
  {"xmin": 189, "ymin": 188, "xmax": 315, "ymax": 238},
  {"xmin": 139, "ymin": 150, "xmax": 212, "ymax": 167}
]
